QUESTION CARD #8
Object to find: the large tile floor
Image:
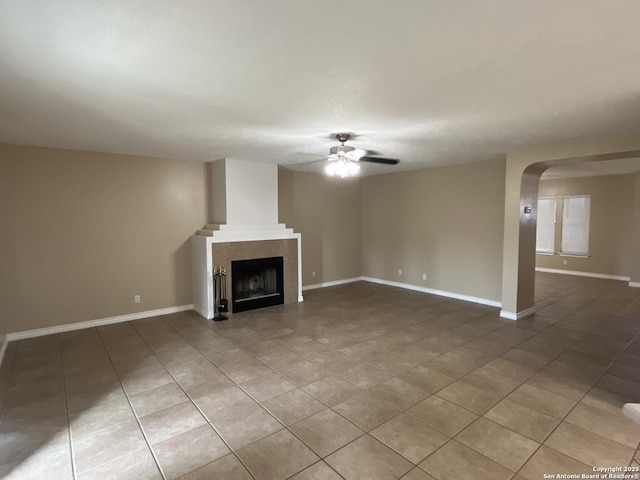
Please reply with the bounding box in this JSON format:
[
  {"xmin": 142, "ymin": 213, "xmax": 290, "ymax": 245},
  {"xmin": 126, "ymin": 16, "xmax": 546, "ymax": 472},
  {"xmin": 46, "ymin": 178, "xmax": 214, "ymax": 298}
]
[{"xmin": 1, "ymin": 273, "xmax": 640, "ymax": 479}]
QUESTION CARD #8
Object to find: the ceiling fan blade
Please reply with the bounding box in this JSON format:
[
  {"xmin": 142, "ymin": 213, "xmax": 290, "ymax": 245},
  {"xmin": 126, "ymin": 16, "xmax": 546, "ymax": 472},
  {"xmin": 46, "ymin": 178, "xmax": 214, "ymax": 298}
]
[
  {"xmin": 359, "ymin": 156, "xmax": 400, "ymax": 165},
  {"xmin": 362, "ymin": 149, "xmax": 382, "ymax": 156}
]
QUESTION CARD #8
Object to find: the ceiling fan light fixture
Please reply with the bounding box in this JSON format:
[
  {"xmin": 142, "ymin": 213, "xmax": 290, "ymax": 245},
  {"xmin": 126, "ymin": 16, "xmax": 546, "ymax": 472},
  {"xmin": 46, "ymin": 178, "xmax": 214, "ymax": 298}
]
[
  {"xmin": 325, "ymin": 158, "xmax": 360, "ymax": 178},
  {"xmin": 320, "ymin": 132, "xmax": 399, "ymax": 178}
]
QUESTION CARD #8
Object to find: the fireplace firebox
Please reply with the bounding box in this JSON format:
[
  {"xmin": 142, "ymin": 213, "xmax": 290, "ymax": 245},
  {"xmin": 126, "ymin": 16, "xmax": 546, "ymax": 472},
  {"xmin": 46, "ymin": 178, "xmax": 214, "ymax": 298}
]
[{"xmin": 231, "ymin": 256, "xmax": 284, "ymax": 313}]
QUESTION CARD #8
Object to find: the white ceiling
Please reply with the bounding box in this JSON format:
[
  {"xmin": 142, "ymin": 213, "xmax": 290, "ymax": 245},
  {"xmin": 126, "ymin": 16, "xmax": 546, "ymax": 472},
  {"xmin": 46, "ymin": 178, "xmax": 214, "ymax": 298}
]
[{"xmin": 2, "ymin": 1, "xmax": 640, "ymax": 175}]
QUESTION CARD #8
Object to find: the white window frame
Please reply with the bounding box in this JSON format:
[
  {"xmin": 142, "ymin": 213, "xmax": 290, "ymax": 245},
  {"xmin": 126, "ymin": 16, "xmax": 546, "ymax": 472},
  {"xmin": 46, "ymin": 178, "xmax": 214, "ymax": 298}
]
[
  {"xmin": 560, "ymin": 195, "xmax": 591, "ymax": 257},
  {"xmin": 536, "ymin": 196, "xmax": 556, "ymax": 254}
]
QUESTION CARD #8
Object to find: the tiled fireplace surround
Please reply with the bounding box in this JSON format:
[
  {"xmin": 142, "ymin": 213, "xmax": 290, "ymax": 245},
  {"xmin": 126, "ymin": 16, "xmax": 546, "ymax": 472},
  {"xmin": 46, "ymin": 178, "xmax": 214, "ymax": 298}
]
[{"xmin": 213, "ymin": 239, "xmax": 299, "ymax": 311}]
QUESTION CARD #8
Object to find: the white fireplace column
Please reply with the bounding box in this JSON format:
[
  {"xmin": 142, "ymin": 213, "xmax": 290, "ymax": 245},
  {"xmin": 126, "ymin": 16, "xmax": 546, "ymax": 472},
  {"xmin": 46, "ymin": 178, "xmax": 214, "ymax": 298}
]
[{"xmin": 210, "ymin": 158, "xmax": 280, "ymax": 226}]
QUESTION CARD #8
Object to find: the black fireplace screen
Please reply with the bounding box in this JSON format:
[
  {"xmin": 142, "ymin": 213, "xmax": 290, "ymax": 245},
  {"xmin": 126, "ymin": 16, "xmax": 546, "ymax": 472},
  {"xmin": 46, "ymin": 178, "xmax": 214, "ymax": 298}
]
[{"xmin": 231, "ymin": 256, "xmax": 284, "ymax": 313}]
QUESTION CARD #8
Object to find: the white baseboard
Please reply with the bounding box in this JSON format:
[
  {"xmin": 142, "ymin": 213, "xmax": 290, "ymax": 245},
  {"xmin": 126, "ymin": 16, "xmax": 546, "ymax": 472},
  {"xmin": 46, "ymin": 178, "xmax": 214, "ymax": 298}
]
[
  {"xmin": 630, "ymin": 282, "xmax": 640, "ymax": 288},
  {"xmin": 193, "ymin": 305, "xmax": 213, "ymax": 320},
  {"xmin": 302, "ymin": 277, "xmax": 364, "ymax": 291},
  {"xmin": 535, "ymin": 267, "xmax": 630, "ymax": 282},
  {"xmin": 500, "ymin": 306, "xmax": 536, "ymax": 321},
  {"xmin": 0, "ymin": 335, "xmax": 8, "ymax": 369},
  {"xmin": 361, "ymin": 276, "xmax": 502, "ymax": 308},
  {"xmin": 7, "ymin": 305, "xmax": 194, "ymax": 341},
  {"xmin": 302, "ymin": 275, "xmax": 501, "ymax": 309}
]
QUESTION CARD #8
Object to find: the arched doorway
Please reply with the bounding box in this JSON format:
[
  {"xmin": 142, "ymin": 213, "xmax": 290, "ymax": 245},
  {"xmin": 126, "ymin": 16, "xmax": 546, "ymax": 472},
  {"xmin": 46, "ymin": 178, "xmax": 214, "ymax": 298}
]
[{"xmin": 500, "ymin": 140, "xmax": 640, "ymax": 320}]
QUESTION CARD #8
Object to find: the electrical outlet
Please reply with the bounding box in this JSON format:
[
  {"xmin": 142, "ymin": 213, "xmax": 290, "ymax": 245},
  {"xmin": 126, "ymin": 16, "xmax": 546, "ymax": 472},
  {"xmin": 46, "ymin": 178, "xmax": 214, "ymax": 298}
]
[
  {"xmin": 312, "ymin": 270, "xmax": 316, "ymax": 278},
  {"xmin": 422, "ymin": 273, "xmax": 427, "ymax": 280},
  {"xmin": 134, "ymin": 295, "xmax": 141, "ymax": 304},
  {"xmin": 563, "ymin": 260, "xmax": 568, "ymax": 265},
  {"xmin": 398, "ymin": 269, "xmax": 402, "ymax": 276}
]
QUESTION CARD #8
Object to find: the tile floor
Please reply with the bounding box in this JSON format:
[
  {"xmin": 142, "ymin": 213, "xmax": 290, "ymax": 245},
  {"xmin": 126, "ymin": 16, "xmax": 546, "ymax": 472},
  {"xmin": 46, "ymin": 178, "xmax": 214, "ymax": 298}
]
[{"xmin": 1, "ymin": 273, "xmax": 640, "ymax": 479}]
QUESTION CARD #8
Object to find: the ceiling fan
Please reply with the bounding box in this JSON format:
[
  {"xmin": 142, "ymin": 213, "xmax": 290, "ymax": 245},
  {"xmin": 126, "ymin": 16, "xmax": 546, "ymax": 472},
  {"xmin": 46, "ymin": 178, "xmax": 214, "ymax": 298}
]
[{"xmin": 324, "ymin": 133, "xmax": 399, "ymax": 178}]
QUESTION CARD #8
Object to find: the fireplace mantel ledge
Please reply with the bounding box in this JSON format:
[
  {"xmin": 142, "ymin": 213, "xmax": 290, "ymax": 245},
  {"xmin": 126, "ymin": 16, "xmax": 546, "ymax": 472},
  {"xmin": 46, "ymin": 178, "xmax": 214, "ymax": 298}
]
[{"xmin": 196, "ymin": 224, "xmax": 296, "ymax": 242}]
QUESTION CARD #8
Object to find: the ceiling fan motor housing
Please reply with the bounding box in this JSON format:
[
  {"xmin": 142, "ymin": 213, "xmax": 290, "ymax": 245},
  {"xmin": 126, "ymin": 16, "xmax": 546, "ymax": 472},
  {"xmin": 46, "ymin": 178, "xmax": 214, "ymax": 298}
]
[
  {"xmin": 329, "ymin": 145, "xmax": 356, "ymax": 156},
  {"xmin": 335, "ymin": 133, "xmax": 352, "ymax": 144}
]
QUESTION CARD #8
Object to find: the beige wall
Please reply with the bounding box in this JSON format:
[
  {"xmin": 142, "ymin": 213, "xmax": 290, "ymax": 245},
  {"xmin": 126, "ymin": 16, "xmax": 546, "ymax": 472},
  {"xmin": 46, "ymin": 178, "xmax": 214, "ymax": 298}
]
[
  {"xmin": 361, "ymin": 158, "xmax": 506, "ymax": 302},
  {"xmin": 0, "ymin": 144, "xmax": 207, "ymax": 333},
  {"xmin": 536, "ymin": 174, "xmax": 635, "ymax": 277},
  {"xmin": 278, "ymin": 169, "xmax": 362, "ymax": 286},
  {"xmin": 4, "ymin": 137, "xmax": 635, "ymax": 337}
]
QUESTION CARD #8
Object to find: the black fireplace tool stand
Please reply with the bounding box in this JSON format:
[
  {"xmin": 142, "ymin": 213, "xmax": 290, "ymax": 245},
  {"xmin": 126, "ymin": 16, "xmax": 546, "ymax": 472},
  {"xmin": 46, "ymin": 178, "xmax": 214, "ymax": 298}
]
[{"xmin": 213, "ymin": 265, "xmax": 229, "ymax": 321}]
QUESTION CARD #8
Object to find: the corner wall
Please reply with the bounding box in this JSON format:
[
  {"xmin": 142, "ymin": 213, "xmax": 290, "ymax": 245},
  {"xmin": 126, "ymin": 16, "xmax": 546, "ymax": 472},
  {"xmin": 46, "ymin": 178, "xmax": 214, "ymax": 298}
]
[
  {"xmin": 0, "ymin": 144, "xmax": 207, "ymax": 334},
  {"xmin": 361, "ymin": 158, "xmax": 506, "ymax": 303},
  {"xmin": 278, "ymin": 169, "xmax": 362, "ymax": 286}
]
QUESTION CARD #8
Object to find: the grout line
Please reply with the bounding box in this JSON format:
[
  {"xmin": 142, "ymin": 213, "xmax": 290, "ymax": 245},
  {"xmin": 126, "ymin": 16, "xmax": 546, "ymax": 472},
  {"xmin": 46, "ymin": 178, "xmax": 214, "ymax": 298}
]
[
  {"xmin": 511, "ymin": 304, "xmax": 640, "ymax": 476},
  {"xmin": 59, "ymin": 340, "xmax": 77, "ymax": 480},
  {"xmin": 405, "ymin": 283, "xmax": 638, "ymax": 477},
  {"xmin": 175, "ymin": 321, "xmax": 362, "ymax": 479},
  {"xmin": 206, "ymin": 306, "xmax": 489, "ymax": 472},
  {"xmin": 413, "ymin": 362, "xmax": 557, "ymax": 470},
  {"xmin": 95, "ymin": 325, "xmax": 169, "ymax": 480},
  {"xmin": 96, "ymin": 328, "xmax": 167, "ymax": 480},
  {"xmin": 132, "ymin": 316, "xmax": 260, "ymax": 480},
  {"xmin": 214, "ymin": 289, "xmax": 560, "ymax": 466},
  {"xmin": 163, "ymin": 314, "xmax": 393, "ymax": 478}
]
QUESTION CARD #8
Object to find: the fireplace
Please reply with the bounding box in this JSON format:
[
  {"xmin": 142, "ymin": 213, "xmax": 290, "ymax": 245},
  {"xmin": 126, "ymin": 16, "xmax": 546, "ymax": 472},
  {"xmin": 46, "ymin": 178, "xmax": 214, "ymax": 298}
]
[
  {"xmin": 190, "ymin": 159, "xmax": 302, "ymax": 319},
  {"xmin": 232, "ymin": 256, "xmax": 284, "ymax": 313}
]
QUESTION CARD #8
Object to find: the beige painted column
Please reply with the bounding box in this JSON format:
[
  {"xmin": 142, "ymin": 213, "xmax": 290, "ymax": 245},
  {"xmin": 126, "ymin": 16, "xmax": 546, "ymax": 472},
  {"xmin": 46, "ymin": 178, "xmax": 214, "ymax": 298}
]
[
  {"xmin": 501, "ymin": 159, "xmax": 544, "ymax": 319},
  {"xmin": 631, "ymin": 172, "xmax": 640, "ymax": 287}
]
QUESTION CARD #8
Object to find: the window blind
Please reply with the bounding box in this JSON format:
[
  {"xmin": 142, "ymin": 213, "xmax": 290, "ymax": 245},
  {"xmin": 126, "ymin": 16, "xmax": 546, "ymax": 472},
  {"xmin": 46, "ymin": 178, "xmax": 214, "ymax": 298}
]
[
  {"xmin": 536, "ymin": 196, "xmax": 556, "ymax": 254},
  {"xmin": 561, "ymin": 195, "xmax": 591, "ymax": 256}
]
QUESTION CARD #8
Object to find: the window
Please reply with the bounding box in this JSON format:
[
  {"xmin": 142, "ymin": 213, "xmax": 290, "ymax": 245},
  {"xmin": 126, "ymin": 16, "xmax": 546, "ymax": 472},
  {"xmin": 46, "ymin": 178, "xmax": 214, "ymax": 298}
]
[
  {"xmin": 536, "ymin": 196, "xmax": 556, "ymax": 254},
  {"xmin": 561, "ymin": 195, "xmax": 591, "ymax": 256}
]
